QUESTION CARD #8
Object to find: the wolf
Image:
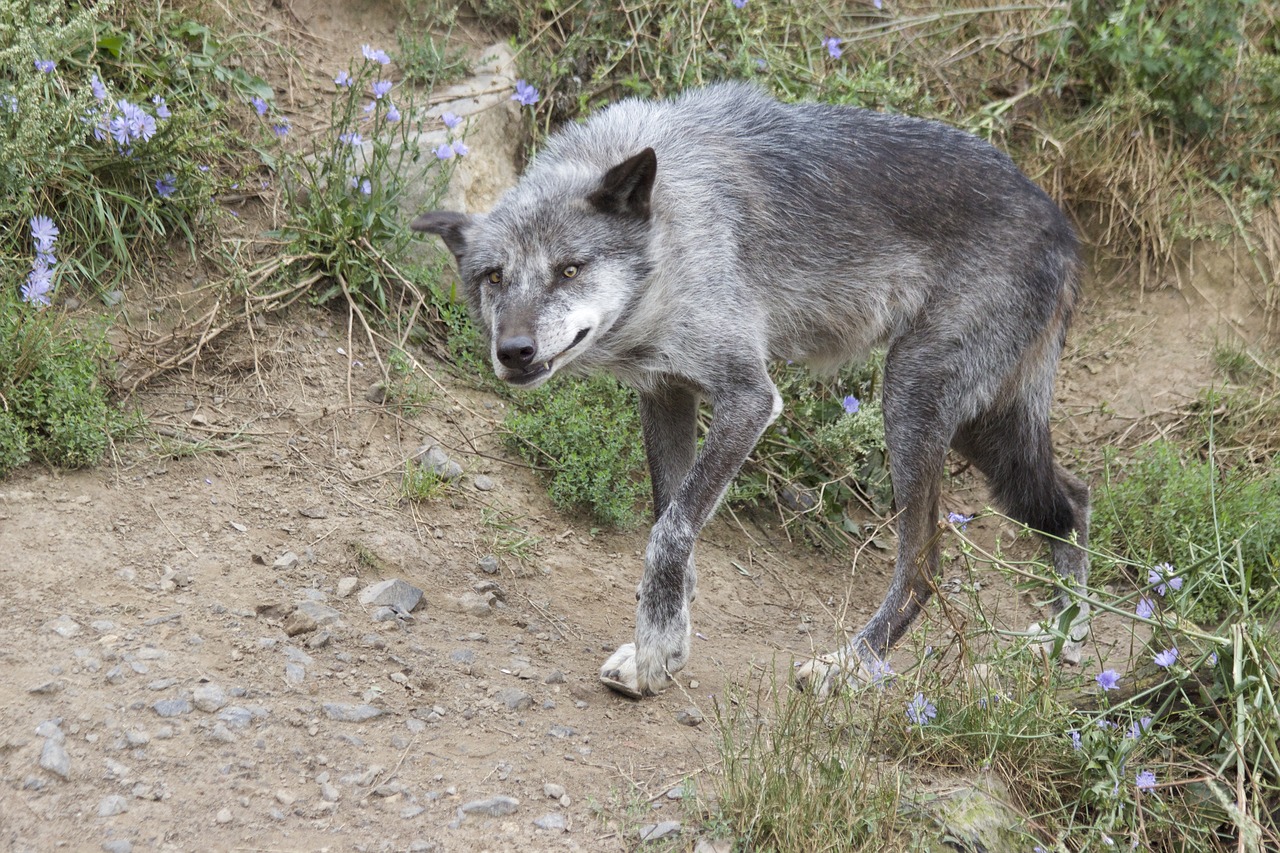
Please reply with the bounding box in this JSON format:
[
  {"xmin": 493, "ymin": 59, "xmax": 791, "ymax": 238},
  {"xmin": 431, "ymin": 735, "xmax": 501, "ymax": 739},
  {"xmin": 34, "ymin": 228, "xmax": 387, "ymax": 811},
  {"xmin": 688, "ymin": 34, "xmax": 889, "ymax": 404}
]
[{"xmin": 412, "ymin": 82, "xmax": 1090, "ymax": 697}]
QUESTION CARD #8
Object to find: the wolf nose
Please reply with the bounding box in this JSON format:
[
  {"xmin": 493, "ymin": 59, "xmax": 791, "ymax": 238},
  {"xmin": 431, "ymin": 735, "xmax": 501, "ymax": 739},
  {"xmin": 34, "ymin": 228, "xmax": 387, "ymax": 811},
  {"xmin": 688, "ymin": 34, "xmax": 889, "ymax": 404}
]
[{"xmin": 497, "ymin": 336, "xmax": 537, "ymax": 368}]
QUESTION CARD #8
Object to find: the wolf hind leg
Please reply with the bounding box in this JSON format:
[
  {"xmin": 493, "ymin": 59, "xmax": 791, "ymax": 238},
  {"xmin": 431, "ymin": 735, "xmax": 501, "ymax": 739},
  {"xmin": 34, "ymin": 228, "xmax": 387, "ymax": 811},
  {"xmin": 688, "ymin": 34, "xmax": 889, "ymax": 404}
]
[{"xmin": 952, "ymin": 400, "xmax": 1091, "ymax": 662}]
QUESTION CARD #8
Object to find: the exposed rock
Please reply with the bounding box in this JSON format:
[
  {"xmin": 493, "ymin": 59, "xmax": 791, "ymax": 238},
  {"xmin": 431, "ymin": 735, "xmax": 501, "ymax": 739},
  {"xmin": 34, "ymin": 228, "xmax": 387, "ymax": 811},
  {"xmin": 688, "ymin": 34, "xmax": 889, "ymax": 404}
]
[
  {"xmin": 459, "ymin": 795, "xmax": 520, "ymax": 818},
  {"xmin": 639, "ymin": 821, "xmax": 682, "ymax": 842},
  {"xmin": 323, "ymin": 703, "xmax": 384, "ymax": 722},
  {"xmin": 358, "ymin": 578, "xmax": 424, "ymax": 613}
]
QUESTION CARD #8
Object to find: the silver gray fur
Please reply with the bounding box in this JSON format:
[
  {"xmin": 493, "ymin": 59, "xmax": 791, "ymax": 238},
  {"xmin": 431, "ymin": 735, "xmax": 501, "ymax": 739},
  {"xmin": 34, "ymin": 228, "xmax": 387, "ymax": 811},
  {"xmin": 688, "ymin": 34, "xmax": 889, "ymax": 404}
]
[{"xmin": 412, "ymin": 82, "xmax": 1090, "ymax": 696}]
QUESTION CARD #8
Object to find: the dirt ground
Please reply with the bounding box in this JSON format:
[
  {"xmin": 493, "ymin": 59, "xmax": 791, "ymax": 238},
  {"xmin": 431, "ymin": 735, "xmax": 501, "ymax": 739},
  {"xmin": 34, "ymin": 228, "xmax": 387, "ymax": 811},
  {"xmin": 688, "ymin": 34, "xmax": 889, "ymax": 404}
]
[{"xmin": 0, "ymin": 3, "xmax": 1268, "ymax": 852}]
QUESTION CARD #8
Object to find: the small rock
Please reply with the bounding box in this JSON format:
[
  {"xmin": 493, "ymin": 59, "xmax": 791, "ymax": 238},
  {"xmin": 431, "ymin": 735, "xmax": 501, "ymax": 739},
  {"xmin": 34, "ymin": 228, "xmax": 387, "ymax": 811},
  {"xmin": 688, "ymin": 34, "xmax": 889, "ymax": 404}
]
[
  {"xmin": 152, "ymin": 698, "xmax": 192, "ymax": 718},
  {"xmin": 323, "ymin": 703, "xmax": 384, "ymax": 722},
  {"xmin": 545, "ymin": 670, "xmax": 566, "ymax": 685},
  {"xmin": 547, "ymin": 725, "xmax": 576, "ymax": 739},
  {"xmin": 101, "ymin": 841, "xmax": 133, "ymax": 853},
  {"xmin": 675, "ymin": 707, "xmax": 704, "ymax": 727},
  {"xmin": 300, "ymin": 505, "xmax": 329, "ymax": 519},
  {"xmin": 450, "ymin": 591, "xmax": 493, "ymax": 617},
  {"xmin": 320, "ymin": 782, "xmax": 341, "ymax": 802},
  {"xmin": 335, "ymin": 577, "xmax": 359, "ymax": 599},
  {"xmin": 283, "ymin": 610, "xmax": 317, "ymax": 636},
  {"xmin": 192, "ymin": 683, "xmax": 228, "ymax": 713},
  {"xmin": 274, "ymin": 789, "xmax": 296, "ymax": 806},
  {"xmin": 543, "ymin": 783, "xmax": 566, "ymax": 800},
  {"xmin": 401, "ymin": 804, "xmax": 426, "ymax": 818},
  {"xmin": 285, "ymin": 663, "xmax": 305, "ymax": 684},
  {"xmin": 39, "ymin": 738, "xmax": 70, "ymax": 779},
  {"xmin": 215, "ymin": 807, "xmax": 232, "ymax": 825},
  {"xmin": 639, "ymin": 820, "xmax": 682, "ymax": 842},
  {"xmin": 460, "ymin": 795, "xmax": 520, "ymax": 817},
  {"xmin": 365, "ymin": 382, "xmax": 387, "ymax": 404},
  {"xmin": 273, "ymin": 551, "xmax": 300, "ymax": 570},
  {"xmin": 496, "ymin": 688, "xmax": 532, "ymax": 712},
  {"xmin": 474, "ymin": 474, "xmax": 495, "ymax": 491},
  {"xmin": 46, "ymin": 615, "xmax": 81, "ymax": 638},
  {"xmin": 98, "ymin": 794, "xmax": 129, "ymax": 816},
  {"xmin": 478, "ymin": 555, "xmax": 499, "ymax": 575},
  {"xmin": 414, "ymin": 444, "xmax": 463, "ymax": 480},
  {"xmin": 534, "ymin": 813, "xmax": 567, "ymax": 831},
  {"xmin": 28, "ymin": 679, "xmax": 66, "ymax": 695},
  {"xmin": 306, "ymin": 630, "xmax": 333, "ymax": 650},
  {"xmin": 693, "ymin": 840, "xmax": 734, "ymax": 853},
  {"xmin": 125, "ymin": 729, "xmax": 150, "ymax": 747},
  {"xmin": 359, "ymin": 579, "xmax": 423, "ymax": 613},
  {"xmin": 209, "ymin": 723, "xmax": 236, "ymax": 743}
]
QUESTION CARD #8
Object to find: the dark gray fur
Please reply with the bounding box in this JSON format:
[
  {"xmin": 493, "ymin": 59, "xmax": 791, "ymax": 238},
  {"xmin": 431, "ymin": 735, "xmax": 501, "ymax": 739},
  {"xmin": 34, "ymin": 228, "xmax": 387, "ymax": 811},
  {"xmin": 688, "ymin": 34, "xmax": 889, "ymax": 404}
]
[{"xmin": 412, "ymin": 82, "xmax": 1090, "ymax": 696}]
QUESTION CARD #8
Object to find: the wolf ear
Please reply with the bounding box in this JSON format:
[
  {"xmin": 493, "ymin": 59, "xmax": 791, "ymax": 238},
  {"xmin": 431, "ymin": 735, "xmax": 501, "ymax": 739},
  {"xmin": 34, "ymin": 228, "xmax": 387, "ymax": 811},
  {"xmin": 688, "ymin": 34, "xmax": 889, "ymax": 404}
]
[
  {"xmin": 587, "ymin": 148, "xmax": 657, "ymax": 220},
  {"xmin": 410, "ymin": 211, "xmax": 474, "ymax": 262}
]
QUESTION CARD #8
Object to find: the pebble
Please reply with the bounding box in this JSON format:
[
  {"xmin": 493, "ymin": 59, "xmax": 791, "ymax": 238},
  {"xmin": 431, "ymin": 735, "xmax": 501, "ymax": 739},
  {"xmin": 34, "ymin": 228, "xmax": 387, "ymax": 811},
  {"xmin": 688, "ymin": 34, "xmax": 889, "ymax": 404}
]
[
  {"xmin": 209, "ymin": 723, "xmax": 236, "ymax": 743},
  {"xmin": 323, "ymin": 703, "xmax": 384, "ymax": 722},
  {"xmin": 98, "ymin": 794, "xmax": 129, "ymax": 816},
  {"xmin": 300, "ymin": 505, "xmax": 329, "ymax": 519},
  {"xmin": 306, "ymin": 630, "xmax": 333, "ymax": 650},
  {"xmin": 101, "ymin": 841, "xmax": 133, "ymax": 853},
  {"xmin": 534, "ymin": 813, "xmax": 567, "ymax": 831},
  {"xmin": 545, "ymin": 670, "xmax": 566, "ymax": 685},
  {"xmin": 320, "ymin": 782, "xmax": 341, "ymax": 802},
  {"xmin": 473, "ymin": 474, "xmax": 495, "ymax": 491},
  {"xmin": 543, "ymin": 783, "xmax": 566, "ymax": 800},
  {"xmin": 274, "ymin": 789, "xmax": 296, "ymax": 806},
  {"xmin": 192, "ymin": 683, "xmax": 228, "ymax": 713},
  {"xmin": 125, "ymin": 729, "xmax": 150, "ymax": 747},
  {"xmin": 693, "ymin": 840, "xmax": 734, "ymax": 853},
  {"xmin": 295, "ymin": 600, "xmax": 342, "ymax": 626},
  {"xmin": 273, "ymin": 551, "xmax": 300, "ymax": 570},
  {"xmin": 215, "ymin": 807, "xmax": 232, "ymax": 825},
  {"xmin": 675, "ymin": 707, "xmax": 704, "ymax": 727},
  {"xmin": 496, "ymin": 688, "xmax": 532, "ymax": 712},
  {"xmin": 460, "ymin": 795, "xmax": 520, "ymax": 817},
  {"xmin": 285, "ymin": 663, "xmax": 306, "ymax": 684},
  {"xmin": 478, "ymin": 555, "xmax": 499, "ymax": 575},
  {"xmin": 414, "ymin": 444, "xmax": 463, "ymax": 480},
  {"xmin": 639, "ymin": 820, "xmax": 682, "ymax": 842},
  {"xmin": 28, "ymin": 679, "xmax": 66, "ymax": 695},
  {"xmin": 401, "ymin": 804, "xmax": 426, "ymax": 819},
  {"xmin": 152, "ymin": 698, "xmax": 192, "ymax": 718},
  {"xmin": 283, "ymin": 610, "xmax": 318, "ymax": 636},
  {"xmin": 451, "ymin": 591, "xmax": 493, "ymax": 617},
  {"xmin": 547, "ymin": 725, "xmax": 576, "ymax": 739},
  {"xmin": 365, "ymin": 381, "xmax": 387, "ymax": 404},
  {"xmin": 336, "ymin": 577, "xmax": 360, "ymax": 599},
  {"xmin": 46, "ymin": 615, "xmax": 81, "ymax": 638},
  {"xmin": 359, "ymin": 579, "xmax": 423, "ymax": 613},
  {"xmin": 40, "ymin": 736, "xmax": 71, "ymax": 779}
]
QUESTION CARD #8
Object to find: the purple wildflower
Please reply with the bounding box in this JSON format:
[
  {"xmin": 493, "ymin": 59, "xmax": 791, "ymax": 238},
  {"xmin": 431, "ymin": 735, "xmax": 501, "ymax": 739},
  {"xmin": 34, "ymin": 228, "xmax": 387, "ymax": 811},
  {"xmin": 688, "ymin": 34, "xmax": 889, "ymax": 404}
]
[
  {"xmin": 1148, "ymin": 562, "xmax": 1182, "ymax": 596},
  {"xmin": 1125, "ymin": 716, "xmax": 1152, "ymax": 739},
  {"xmin": 442, "ymin": 111, "xmax": 462, "ymax": 129},
  {"xmin": 361, "ymin": 45, "xmax": 390, "ymax": 65},
  {"xmin": 906, "ymin": 693, "xmax": 936, "ymax": 726},
  {"xmin": 434, "ymin": 143, "xmax": 455, "ymax": 160},
  {"xmin": 1096, "ymin": 669, "xmax": 1121, "ymax": 691},
  {"xmin": 842, "ymin": 394, "xmax": 860, "ymax": 414},
  {"xmin": 35, "ymin": 59, "xmax": 56, "ymax": 74},
  {"xmin": 91, "ymin": 75, "xmax": 108, "ymax": 101},
  {"xmin": 335, "ymin": 70, "xmax": 352, "ymax": 87},
  {"xmin": 452, "ymin": 140, "xmax": 469, "ymax": 157},
  {"xmin": 372, "ymin": 80, "xmax": 392, "ymax": 99},
  {"xmin": 1136, "ymin": 596, "xmax": 1154, "ymax": 619},
  {"xmin": 155, "ymin": 173, "xmax": 176, "ymax": 198},
  {"xmin": 30, "ymin": 215, "xmax": 59, "ymax": 251},
  {"xmin": 273, "ymin": 119, "xmax": 290, "ymax": 136},
  {"xmin": 947, "ymin": 511, "xmax": 974, "ymax": 529},
  {"xmin": 152, "ymin": 95, "xmax": 170, "ymax": 118},
  {"xmin": 251, "ymin": 96, "xmax": 268, "ymax": 116},
  {"xmin": 823, "ymin": 36, "xmax": 843, "ymax": 59},
  {"xmin": 1153, "ymin": 647, "xmax": 1178, "ymax": 669},
  {"xmin": 866, "ymin": 657, "xmax": 895, "ymax": 688},
  {"xmin": 732, "ymin": 0, "xmax": 747, "ymax": 7},
  {"xmin": 512, "ymin": 79, "xmax": 539, "ymax": 107},
  {"xmin": 1135, "ymin": 770, "xmax": 1157, "ymax": 791},
  {"xmin": 22, "ymin": 265, "xmax": 54, "ymax": 307},
  {"xmin": 1208, "ymin": 651, "xmax": 1219, "ymax": 666},
  {"xmin": 338, "ymin": 131, "xmax": 363, "ymax": 146},
  {"xmin": 359, "ymin": 178, "xmax": 372, "ymax": 196},
  {"xmin": 1068, "ymin": 729, "xmax": 1082, "ymax": 750},
  {"xmin": 386, "ymin": 103, "xmax": 400, "ymax": 123}
]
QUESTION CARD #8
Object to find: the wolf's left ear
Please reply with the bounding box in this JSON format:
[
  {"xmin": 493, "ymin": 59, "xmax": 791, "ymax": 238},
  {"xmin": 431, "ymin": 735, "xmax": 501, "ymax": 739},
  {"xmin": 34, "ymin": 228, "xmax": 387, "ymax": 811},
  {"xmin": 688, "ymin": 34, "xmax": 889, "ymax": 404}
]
[
  {"xmin": 410, "ymin": 211, "xmax": 474, "ymax": 262},
  {"xmin": 588, "ymin": 148, "xmax": 657, "ymax": 220}
]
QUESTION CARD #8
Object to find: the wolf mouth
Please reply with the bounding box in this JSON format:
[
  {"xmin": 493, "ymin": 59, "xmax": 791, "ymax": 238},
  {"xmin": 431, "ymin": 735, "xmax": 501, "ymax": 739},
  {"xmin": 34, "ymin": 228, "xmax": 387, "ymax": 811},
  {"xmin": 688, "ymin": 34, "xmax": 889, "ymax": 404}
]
[{"xmin": 504, "ymin": 328, "xmax": 590, "ymax": 386}]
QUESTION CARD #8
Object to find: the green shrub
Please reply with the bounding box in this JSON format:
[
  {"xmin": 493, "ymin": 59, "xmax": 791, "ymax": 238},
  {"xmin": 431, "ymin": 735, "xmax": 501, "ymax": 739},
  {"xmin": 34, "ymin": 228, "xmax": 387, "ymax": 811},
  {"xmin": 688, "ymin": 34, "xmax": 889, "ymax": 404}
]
[
  {"xmin": 504, "ymin": 376, "xmax": 649, "ymax": 528},
  {"xmin": 1093, "ymin": 439, "xmax": 1280, "ymax": 624}
]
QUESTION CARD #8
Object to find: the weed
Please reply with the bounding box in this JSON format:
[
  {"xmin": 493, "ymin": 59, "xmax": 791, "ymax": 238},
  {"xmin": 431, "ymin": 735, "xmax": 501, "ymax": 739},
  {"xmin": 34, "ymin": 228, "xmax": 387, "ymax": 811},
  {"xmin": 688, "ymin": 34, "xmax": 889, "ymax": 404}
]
[
  {"xmin": 479, "ymin": 506, "xmax": 542, "ymax": 565},
  {"xmin": 400, "ymin": 459, "xmax": 450, "ymax": 502}
]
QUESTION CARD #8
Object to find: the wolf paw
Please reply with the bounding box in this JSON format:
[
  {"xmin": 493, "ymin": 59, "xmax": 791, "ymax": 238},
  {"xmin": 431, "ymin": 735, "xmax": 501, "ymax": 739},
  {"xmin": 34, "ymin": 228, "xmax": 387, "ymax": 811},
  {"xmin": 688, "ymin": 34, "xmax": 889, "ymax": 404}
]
[
  {"xmin": 599, "ymin": 643, "xmax": 646, "ymax": 698},
  {"xmin": 794, "ymin": 655, "xmax": 844, "ymax": 697}
]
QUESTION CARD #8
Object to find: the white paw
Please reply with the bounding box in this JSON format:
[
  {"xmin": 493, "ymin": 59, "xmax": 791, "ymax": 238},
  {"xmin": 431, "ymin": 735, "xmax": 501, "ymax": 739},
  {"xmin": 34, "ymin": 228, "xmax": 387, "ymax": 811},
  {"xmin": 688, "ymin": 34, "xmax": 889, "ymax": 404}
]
[
  {"xmin": 795, "ymin": 653, "xmax": 894, "ymax": 696},
  {"xmin": 794, "ymin": 654, "xmax": 843, "ymax": 697},
  {"xmin": 1029, "ymin": 604, "xmax": 1091, "ymax": 665},
  {"xmin": 599, "ymin": 643, "xmax": 645, "ymax": 698}
]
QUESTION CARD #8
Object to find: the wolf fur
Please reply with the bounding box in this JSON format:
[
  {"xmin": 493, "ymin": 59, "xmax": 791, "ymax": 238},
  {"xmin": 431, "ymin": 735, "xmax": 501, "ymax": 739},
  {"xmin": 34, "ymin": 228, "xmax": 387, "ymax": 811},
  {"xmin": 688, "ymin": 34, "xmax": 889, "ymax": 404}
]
[{"xmin": 412, "ymin": 82, "xmax": 1090, "ymax": 697}]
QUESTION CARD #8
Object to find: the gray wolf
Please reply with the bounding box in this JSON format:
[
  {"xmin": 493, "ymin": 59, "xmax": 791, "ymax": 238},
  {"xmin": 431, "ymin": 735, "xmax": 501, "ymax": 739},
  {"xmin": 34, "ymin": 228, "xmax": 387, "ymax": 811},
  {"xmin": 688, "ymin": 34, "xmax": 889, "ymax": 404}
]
[{"xmin": 412, "ymin": 82, "xmax": 1090, "ymax": 697}]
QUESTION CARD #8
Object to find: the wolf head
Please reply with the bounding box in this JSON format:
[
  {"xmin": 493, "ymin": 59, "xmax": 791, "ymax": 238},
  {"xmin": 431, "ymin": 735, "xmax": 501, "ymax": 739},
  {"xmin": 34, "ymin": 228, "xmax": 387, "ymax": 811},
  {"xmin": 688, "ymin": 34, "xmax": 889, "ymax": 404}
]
[{"xmin": 412, "ymin": 148, "xmax": 657, "ymax": 389}]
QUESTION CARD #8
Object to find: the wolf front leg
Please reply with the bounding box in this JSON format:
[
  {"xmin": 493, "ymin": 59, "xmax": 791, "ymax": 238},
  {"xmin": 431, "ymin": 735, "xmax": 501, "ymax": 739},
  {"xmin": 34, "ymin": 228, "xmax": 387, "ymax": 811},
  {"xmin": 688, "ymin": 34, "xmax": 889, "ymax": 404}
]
[{"xmin": 600, "ymin": 372, "xmax": 782, "ymax": 698}]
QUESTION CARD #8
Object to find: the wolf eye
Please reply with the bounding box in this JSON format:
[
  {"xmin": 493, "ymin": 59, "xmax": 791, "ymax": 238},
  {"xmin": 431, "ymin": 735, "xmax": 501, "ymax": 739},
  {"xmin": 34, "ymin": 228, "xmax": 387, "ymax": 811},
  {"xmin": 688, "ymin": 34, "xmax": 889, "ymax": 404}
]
[
  {"xmin": 561, "ymin": 264, "xmax": 580, "ymax": 279},
  {"xmin": 486, "ymin": 270, "xmax": 503, "ymax": 286}
]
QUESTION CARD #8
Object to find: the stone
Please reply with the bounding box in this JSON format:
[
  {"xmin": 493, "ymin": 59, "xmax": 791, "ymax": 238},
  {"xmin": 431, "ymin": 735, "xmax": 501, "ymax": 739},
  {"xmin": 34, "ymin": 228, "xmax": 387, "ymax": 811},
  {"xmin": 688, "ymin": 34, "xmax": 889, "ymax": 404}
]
[
  {"xmin": 336, "ymin": 577, "xmax": 359, "ymax": 599},
  {"xmin": 365, "ymin": 381, "xmax": 388, "ymax": 404},
  {"xmin": 534, "ymin": 813, "xmax": 567, "ymax": 831},
  {"xmin": 192, "ymin": 683, "xmax": 228, "ymax": 713},
  {"xmin": 323, "ymin": 703, "xmax": 384, "ymax": 722},
  {"xmin": 413, "ymin": 444, "xmax": 463, "ymax": 480},
  {"xmin": 46, "ymin": 615, "xmax": 81, "ymax": 638},
  {"xmin": 98, "ymin": 794, "xmax": 129, "ymax": 816},
  {"xmin": 300, "ymin": 505, "xmax": 329, "ymax": 519},
  {"xmin": 675, "ymin": 707, "xmax": 704, "ymax": 726},
  {"xmin": 460, "ymin": 795, "xmax": 520, "ymax": 817},
  {"xmin": 639, "ymin": 821, "xmax": 682, "ymax": 842},
  {"xmin": 283, "ymin": 609, "xmax": 318, "ymax": 636},
  {"xmin": 273, "ymin": 551, "xmax": 300, "ymax": 570},
  {"xmin": 474, "ymin": 474, "xmax": 495, "ymax": 491},
  {"xmin": 543, "ymin": 783, "xmax": 566, "ymax": 800},
  {"xmin": 496, "ymin": 688, "xmax": 532, "ymax": 711},
  {"xmin": 693, "ymin": 841, "xmax": 733, "ymax": 853},
  {"xmin": 450, "ymin": 591, "xmax": 493, "ymax": 617},
  {"xmin": 215, "ymin": 807, "xmax": 232, "ymax": 824},
  {"xmin": 39, "ymin": 737, "xmax": 70, "ymax": 779},
  {"xmin": 152, "ymin": 698, "xmax": 192, "ymax": 718},
  {"xmin": 358, "ymin": 579, "xmax": 424, "ymax": 613},
  {"xmin": 102, "ymin": 841, "xmax": 133, "ymax": 853},
  {"xmin": 478, "ymin": 555, "xmax": 499, "ymax": 575}
]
